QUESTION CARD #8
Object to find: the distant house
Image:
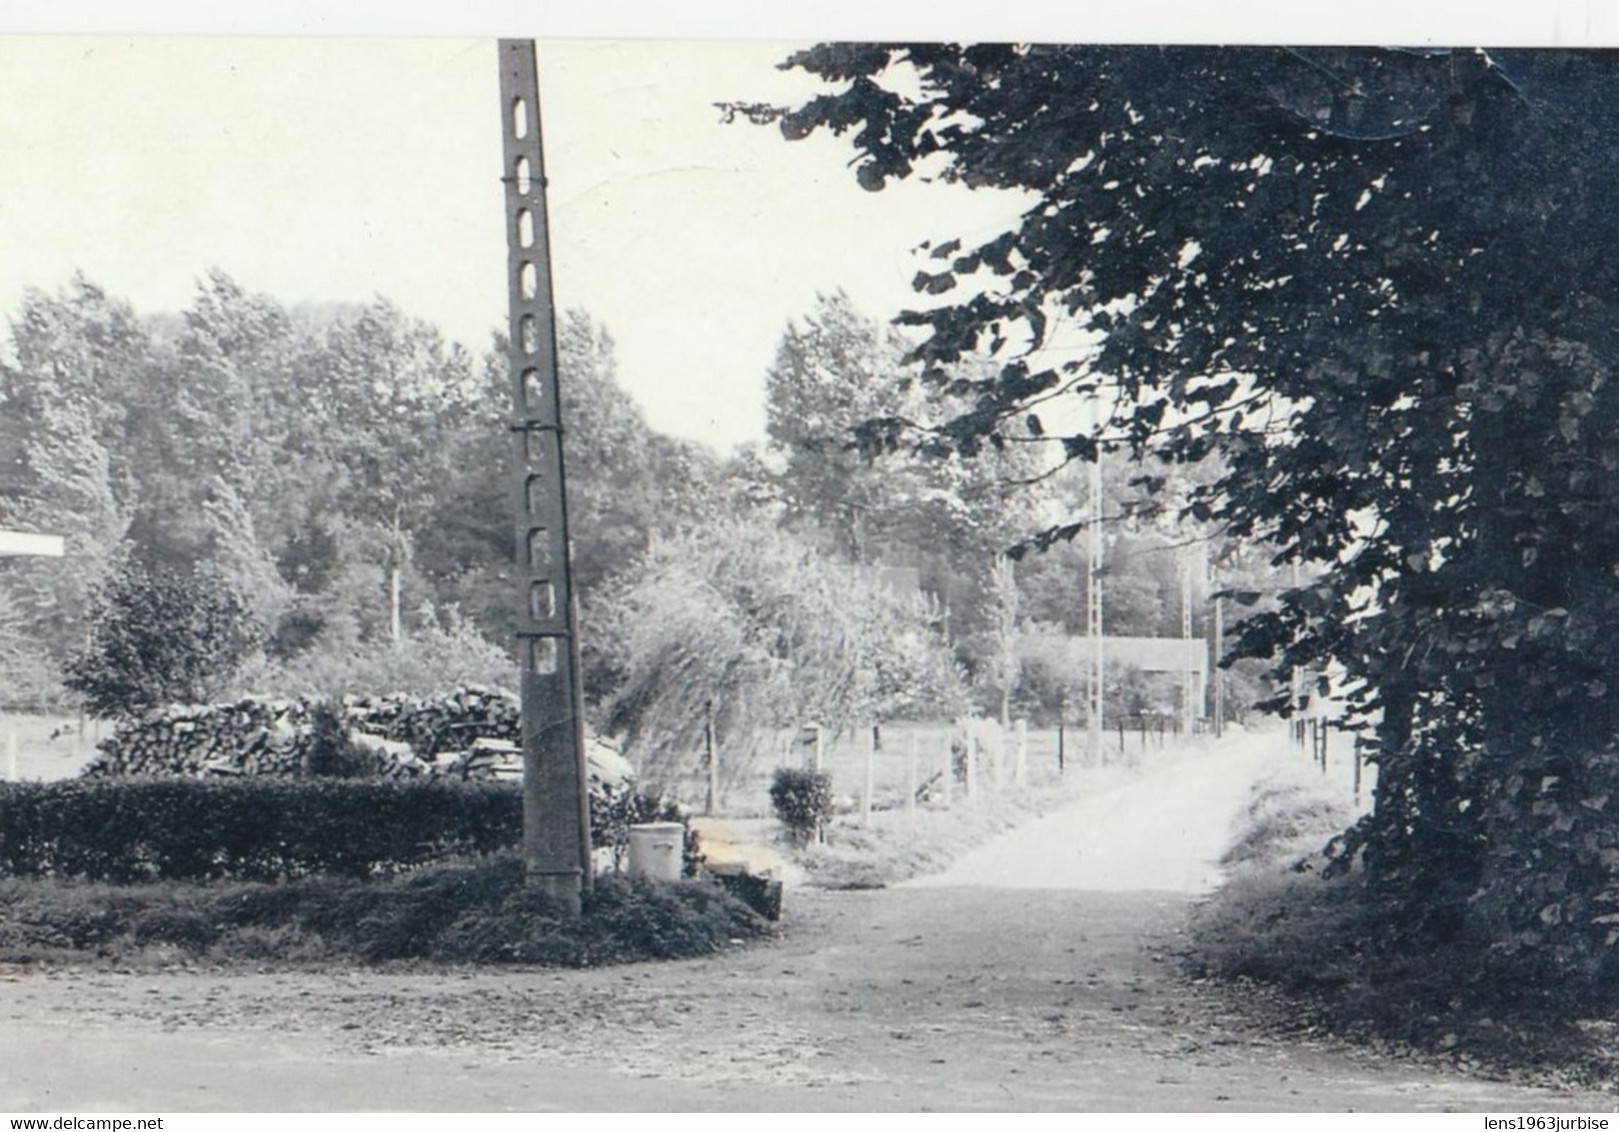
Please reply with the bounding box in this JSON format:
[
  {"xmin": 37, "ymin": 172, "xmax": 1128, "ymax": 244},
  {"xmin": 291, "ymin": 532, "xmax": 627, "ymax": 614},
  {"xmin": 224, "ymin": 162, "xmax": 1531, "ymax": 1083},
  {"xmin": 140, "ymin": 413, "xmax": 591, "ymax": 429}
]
[{"xmin": 1103, "ymin": 635, "xmax": 1206, "ymax": 677}]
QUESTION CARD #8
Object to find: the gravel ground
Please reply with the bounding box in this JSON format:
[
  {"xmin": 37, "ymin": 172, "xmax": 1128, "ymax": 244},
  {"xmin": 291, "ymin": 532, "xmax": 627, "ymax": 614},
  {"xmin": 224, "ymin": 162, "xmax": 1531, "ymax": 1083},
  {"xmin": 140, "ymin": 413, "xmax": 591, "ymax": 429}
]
[{"xmin": 2, "ymin": 737, "xmax": 1612, "ymax": 1112}]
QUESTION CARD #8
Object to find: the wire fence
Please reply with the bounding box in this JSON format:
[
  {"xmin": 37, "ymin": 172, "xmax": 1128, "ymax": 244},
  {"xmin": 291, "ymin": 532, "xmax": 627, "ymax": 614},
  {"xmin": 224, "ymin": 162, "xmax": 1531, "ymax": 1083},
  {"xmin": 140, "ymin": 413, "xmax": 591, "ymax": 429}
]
[
  {"xmin": 1283, "ymin": 714, "xmax": 1377, "ymax": 811},
  {"xmin": 661, "ymin": 713, "xmax": 1228, "ymax": 820}
]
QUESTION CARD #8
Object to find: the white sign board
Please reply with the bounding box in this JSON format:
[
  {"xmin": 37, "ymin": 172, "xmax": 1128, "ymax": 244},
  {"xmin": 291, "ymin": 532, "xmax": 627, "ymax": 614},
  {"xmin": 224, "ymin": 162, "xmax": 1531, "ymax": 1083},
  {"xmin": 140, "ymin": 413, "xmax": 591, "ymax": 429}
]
[{"xmin": 0, "ymin": 531, "xmax": 65, "ymax": 557}]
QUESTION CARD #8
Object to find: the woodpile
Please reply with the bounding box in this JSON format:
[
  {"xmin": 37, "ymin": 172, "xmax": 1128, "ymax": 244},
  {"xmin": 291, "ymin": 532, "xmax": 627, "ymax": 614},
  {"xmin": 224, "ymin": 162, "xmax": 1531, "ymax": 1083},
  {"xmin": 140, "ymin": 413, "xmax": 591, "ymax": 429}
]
[
  {"xmin": 432, "ymin": 736, "xmax": 524, "ymax": 781},
  {"xmin": 430, "ymin": 734, "xmax": 635, "ymax": 790},
  {"xmin": 337, "ymin": 686, "xmax": 522, "ymax": 760},
  {"xmin": 85, "ymin": 697, "xmax": 318, "ymax": 777},
  {"xmin": 81, "ymin": 685, "xmax": 590, "ymax": 782}
]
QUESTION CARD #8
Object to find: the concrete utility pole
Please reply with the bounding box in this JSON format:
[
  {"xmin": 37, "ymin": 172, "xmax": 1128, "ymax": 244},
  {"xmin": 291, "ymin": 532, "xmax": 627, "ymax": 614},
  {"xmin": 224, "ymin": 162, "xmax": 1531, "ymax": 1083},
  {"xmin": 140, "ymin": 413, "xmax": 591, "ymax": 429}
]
[
  {"xmin": 703, "ymin": 699, "xmax": 718, "ymax": 816},
  {"xmin": 1086, "ymin": 404, "xmax": 1105, "ymax": 760},
  {"xmin": 1181, "ymin": 544, "xmax": 1196, "ymax": 735},
  {"xmin": 498, "ymin": 40, "xmax": 591, "ymax": 915},
  {"xmin": 1290, "ymin": 559, "xmax": 1305, "ymax": 748},
  {"xmin": 1212, "ymin": 587, "xmax": 1226, "ymax": 739}
]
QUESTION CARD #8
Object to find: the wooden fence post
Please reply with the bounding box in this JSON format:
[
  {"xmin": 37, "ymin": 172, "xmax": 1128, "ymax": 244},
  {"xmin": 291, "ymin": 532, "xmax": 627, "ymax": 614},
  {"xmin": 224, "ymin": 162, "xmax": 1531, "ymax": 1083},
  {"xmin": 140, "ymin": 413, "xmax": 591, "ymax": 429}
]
[
  {"xmin": 906, "ymin": 730, "xmax": 918, "ymax": 827},
  {"xmin": 984, "ymin": 722, "xmax": 997, "ymax": 793},
  {"xmin": 703, "ymin": 699, "xmax": 718, "ymax": 817},
  {"xmin": 964, "ymin": 722, "xmax": 977, "ymax": 801},
  {"xmin": 862, "ymin": 720, "xmax": 877, "ymax": 824},
  {"xmin": 1015, "ymin": 719, "xmax": 1027, "ymax": 786}
]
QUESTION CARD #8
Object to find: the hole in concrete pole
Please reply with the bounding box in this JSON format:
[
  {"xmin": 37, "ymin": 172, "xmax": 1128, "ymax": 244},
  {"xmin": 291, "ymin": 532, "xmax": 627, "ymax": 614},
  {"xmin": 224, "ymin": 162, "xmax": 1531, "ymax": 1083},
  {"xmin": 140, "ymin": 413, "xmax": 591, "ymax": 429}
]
[
  {"xmin": 512, "ymin": 97, "xmax": 529, "ymax": 140},
  {"xmin": 517, "ymin": 209, "xmax": 535, "ymax": 249},
  {"xmin": 520, "ymin": 261, "xmax": 539, "ymax": 302},
  {"xmin": 530, "ymin": 580, "xmax": 557, "ymax": 621},
  {"xmin": 520, "ymin": 315, "xmax": 539, "ymax": 356},
  {"xmin": 525, "ymin": 429, "xmax": 547, "ymax": 464},
  {"xmin": 526, "ymin": 526, "xmax": 549, "ymax": 568},
  {"xmin": 530, "ymin": 636, "xmax": 558, "ymax": 674},
  {"xmin": 515, "ymin": 156, "xmax": 532, "ymax": 194},
  {"xmin": 522, "ymin": 367, "xmax": 544, "ymax": 410}
]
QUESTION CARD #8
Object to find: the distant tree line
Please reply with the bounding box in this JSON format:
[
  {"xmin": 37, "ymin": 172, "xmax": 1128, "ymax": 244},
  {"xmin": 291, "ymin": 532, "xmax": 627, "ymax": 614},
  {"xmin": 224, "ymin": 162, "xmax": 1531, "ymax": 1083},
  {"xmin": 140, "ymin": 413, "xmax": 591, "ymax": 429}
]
[{"xmin": 0, "ymin": 273, "xmax": 1255, "ymax": 780}]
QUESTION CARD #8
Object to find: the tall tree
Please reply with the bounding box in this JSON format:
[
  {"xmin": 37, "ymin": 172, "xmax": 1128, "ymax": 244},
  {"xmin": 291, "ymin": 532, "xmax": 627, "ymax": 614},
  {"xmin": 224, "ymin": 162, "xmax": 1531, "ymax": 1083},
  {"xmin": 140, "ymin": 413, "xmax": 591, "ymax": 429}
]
[
  {"xmin": 763, "ymin": 292, "xmax": 1046, "ymax": 652},
  {"xmin": 0, "ymin": 276, "xmax": 144, "ymax": 664},
  {"xmin": 306, "ymin": 300, "xmax": 480, "ymax": 645},
  {"xmin": 766, "ymin": 290, "xmax": 914, "ymax": 560},
  {"xmin": 746, "ymin": 46, "xmax": 1619, "ymax": 971},
  {"xmin": 421, "ymin": 310, "xmax": 722, "ymax": 678},
  {"xmin": 124, "ymin": 273, "xmax": 318, "ymax": 624}
]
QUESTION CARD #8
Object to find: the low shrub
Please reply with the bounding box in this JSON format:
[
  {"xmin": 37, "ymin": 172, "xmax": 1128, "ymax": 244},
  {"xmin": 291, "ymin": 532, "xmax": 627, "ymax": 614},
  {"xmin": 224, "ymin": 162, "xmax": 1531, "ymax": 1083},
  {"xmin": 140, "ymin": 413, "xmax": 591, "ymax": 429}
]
[
  {"xmin": 769, "ymin": 766, "xmax": 833, "ymax": 848},
  {"xmin": 303, "ymin": 701, "xmax": 374, "ymax": 778},
  {"xmin": 1187, "ymin": 769, "xmax": 1619, "ymax": 1083},
  {"xmin": 1186, "ymin": 864, "xmax": 1619, "ymax": 1079},
  {"xmin": 592, "ymin": 787, "xmax": 703, "ymax": 876},
  {"xmin": 0, "ymin": 856, "xmax": 772, "ymax": 967}
]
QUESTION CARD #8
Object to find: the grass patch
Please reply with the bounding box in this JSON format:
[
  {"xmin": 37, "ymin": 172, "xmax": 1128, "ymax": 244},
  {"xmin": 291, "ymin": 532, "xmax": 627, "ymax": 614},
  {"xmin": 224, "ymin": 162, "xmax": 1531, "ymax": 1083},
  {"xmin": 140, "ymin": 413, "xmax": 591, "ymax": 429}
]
[
  {"xmin": 1218, "ymin": 776, "xmax": 1357, "ymax": 870},
  {"xmin": 0, "ymin": 853, "xmax": 771, "ymax": 969},
  {"xmin": 789, "ymin": 744, "xmax": 1228, "ymax": 890},
  {"xmin": 1188, "ymin": 772, "xmax": 1619, "ymax": 1087},
  {"xmin": 796, "ymin": 779, "xmax": 1091, "ymax": 889}
]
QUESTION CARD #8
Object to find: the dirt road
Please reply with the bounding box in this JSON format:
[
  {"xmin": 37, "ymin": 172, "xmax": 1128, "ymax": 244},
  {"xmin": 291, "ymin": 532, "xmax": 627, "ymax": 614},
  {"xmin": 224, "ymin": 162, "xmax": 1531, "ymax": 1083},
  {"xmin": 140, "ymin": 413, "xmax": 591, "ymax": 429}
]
[{"xmin": 2, "ymin": 738, "xmax": 1611, "ymax": 1111}]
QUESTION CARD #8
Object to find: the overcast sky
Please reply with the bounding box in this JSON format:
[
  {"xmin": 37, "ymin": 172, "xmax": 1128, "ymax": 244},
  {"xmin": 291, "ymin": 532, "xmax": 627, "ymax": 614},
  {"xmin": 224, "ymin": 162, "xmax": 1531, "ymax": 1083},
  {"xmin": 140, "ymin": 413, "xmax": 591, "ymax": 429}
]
[
  {"xmin": 0, "ymin": 35, "xmax": 1032, "ymax": 452},
  {"xmin": 0, "ymin": 3, "xmax": 1604, "ymax": 452}
]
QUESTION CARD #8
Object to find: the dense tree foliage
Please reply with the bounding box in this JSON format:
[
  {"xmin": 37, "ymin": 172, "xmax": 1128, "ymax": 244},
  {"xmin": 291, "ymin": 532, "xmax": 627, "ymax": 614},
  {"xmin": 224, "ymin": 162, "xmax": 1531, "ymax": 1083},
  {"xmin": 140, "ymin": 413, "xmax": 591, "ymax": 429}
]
[
  {"xmin": 0, "ymin": 275, "xmax": 723, "ymax": 709},
  {"xmin": 0, "ymin": 278, "xmax": 143, "ymax": 677},
  {"xmin": 0, "ymin": 263, "xmax": 1261, "ymax": 810},
  {"xmin": 63, "ymin": 558, "xmax": 261, "ymax": 718},
  {"xmin": 745, "ymin": 44, "xmax": 1619, "ymax": 972},
  {"xmin": 763, "ymin": 292, "xmax": 1058, "ymax": 683},
  {"xmin": 591, "ymin": 514, "xmax": 966, "ymax": 787}
]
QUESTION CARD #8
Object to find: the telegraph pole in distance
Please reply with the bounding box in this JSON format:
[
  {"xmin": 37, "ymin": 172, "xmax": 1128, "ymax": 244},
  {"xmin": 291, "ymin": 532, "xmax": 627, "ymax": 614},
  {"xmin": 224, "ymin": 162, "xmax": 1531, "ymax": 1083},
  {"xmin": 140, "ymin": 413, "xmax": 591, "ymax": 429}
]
[
  {"xmin": 1212, "ymin": 584, "xmax": 1225, "ymax": 739},
  {"xmin": 499, "ymin": 40, "xmax": 591, "ymax": 915},
  {"xmin": 1086, "ymin": 400, "xmax": 1104, "ymax": 761},
  {"xmin": 1181, "ymin": 544, "xmax": 1196, "ymax": 736}
]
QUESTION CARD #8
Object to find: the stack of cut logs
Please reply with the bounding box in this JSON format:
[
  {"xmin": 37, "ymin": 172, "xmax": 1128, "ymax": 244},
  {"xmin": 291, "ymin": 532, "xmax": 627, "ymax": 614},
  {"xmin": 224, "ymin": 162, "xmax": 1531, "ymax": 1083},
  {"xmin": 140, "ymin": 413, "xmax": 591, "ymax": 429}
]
[
  {"xmin": 79, "ymin": 685, "xmax": 631, "ymax": 783},
  {"xmin": 337, "ymin": 686, "xmax": 522, "ymax": 759},
  {"xmin": 84, "ymin": 697, "xmax": 319, "ymax": 777}
]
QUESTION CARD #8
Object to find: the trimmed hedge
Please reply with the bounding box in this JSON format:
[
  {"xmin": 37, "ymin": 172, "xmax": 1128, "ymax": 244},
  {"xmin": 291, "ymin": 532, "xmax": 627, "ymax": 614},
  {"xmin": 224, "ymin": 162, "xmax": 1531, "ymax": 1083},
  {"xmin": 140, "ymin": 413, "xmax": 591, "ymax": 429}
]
[
  {"xmin": 0, "ymin": 778, "xmax": 522, "ymax": 883},
  {"xmin": 0, "ymin": 777, "xmax": 702, "ymax": 884}
]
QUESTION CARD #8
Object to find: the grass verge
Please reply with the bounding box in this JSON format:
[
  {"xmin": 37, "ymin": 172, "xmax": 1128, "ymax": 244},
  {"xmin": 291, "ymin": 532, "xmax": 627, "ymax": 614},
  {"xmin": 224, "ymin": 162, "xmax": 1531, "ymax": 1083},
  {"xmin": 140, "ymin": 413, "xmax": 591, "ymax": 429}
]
[
  {"xmin": 0, "ymin": 852, "xmax": 771, "ymax": 969},
  {"xmin": 1187, "ymin": 771, "xmax": 1619, "ymax": 1088},
  {"xmin": 796, "ymin": 787, "xmax": 1063, "ymax": 889},
  {"xmin": 793, "ymin": 748, "xmax": 1196, "ymax": 889}
]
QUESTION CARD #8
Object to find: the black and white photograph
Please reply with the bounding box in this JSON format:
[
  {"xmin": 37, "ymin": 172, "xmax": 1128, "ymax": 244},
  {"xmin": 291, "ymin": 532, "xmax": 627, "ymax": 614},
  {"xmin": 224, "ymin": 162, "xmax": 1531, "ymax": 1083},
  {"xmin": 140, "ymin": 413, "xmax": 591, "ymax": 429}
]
[{"xmin": 3, "ymin": 1, "xmax": 1619, "ymax": 1116}]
